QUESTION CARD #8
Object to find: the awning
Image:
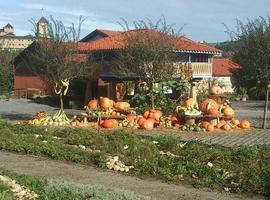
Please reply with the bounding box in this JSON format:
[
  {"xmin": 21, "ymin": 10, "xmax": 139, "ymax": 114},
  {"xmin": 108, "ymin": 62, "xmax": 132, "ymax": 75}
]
[{"xmin": 99, "ymin": 71, "xmax": 140, "ymax": 82}]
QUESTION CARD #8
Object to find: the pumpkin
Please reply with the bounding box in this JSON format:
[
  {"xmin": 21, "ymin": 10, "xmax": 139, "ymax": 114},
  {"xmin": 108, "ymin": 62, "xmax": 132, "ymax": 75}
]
[
  {"xmin": 102, "ymin": 119, "xmax": 117, "ymax": 128},
  {"xmin": 201, "ymin": 121, "xmax": 210, "ymax": 129},
  {"xmin": 126, "ymin": 114, "xmax": 136, "ymax": 122},
  {"xmin": 111, "ymin": 111, "xmax": 117, "ymax": 116},
  {"xmin": 216, "ymin": 120, "xmax": 226, "ymax": 128},
  {"xmin": 143, "ymin": 111, "xmax": 150, "ymax": 119},
  {"xmin": 142, "ymin": 120, "xmax": 154, "ymax": 130},
  {"xmin": 210, "ymin": 85, "xmax": 223, "ymax": 95},
  {"xmin": 152, "ymin": 110, "xmax": 163, "ymax": 121},
  {"xmin": 114, "ymin": 102, "xmax": 130, "ymax": 111},
  {"xmin": 100, "ymin": 97, "xmax": 113, "ymax": 110},
  {"xmin": 206, "ymin": 124, "xmax": 215, "ymax": 132},
  {"xmin": 200, "ymin": 99, "xmax": 219, "ymax": 113},
  {"xmin": 138, "ymin": 117, "xmax": 147, "ymax": 126},
  {"xmin": 239, "ymin": 120, "xmax": 251, "ymax": 129},
  {"xmin": 231, "ymin": 119, "xmax": 240, "ymax": 126},
  {"xmin": 223, "ymin": 107, "xmax": 235, "ymax": 116},
  {"xmin": 184, "ymin": 98, "xmax": 196, "ymax": 107},
  {"xmin": 88, "ymin": 99, "xmax": 99, "ymax": 109},
  {"xmin": 207, "ymin": 108, "xmax": 219, "ymax": 116},
  {"xmin": 222, "ymin": 123, "xmax": 231, "ymax": 131}
]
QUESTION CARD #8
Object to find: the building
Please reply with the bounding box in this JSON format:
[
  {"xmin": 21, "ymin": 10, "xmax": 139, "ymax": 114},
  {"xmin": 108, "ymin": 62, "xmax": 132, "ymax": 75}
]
[
  {"xmin": 212, "ymin": 58, "xmax": 241, "ymax": 93},
  {"xmin": 0, "ymin": 17, "xmax": 48, "ymax": 50},
  {"xmin": 14, "ymin": 28, "xmax": 222, "ymax": 101}
]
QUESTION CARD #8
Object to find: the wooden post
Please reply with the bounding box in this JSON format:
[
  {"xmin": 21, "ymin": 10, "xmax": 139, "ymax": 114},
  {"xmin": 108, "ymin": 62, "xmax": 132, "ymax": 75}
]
[{"xmin": 263, "ymin": 84, "xmax": 269, "ymax": 129}]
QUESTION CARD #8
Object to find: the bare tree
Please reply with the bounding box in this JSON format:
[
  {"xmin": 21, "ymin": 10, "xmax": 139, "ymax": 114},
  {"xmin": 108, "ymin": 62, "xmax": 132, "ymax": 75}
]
[
  {"xmin": 116, "ymin": 17, "xmax": 184, "ymax": 108},
  {"xmin": 24, "ymin": 16, "xmax": 89, "ymax": 124}
]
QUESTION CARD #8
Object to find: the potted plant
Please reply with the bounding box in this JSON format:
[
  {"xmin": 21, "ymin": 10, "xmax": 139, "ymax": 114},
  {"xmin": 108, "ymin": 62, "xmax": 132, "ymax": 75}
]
[{"xmin": 239, "ymin": 87, "xmax": 248, "ymax": 101}]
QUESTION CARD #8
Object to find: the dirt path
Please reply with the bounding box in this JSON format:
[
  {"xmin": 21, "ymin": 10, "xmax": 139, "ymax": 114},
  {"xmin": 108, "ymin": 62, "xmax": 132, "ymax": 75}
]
[{"xmin": 0, "ymin": 151, "xmax": 265, "ymax": 200}]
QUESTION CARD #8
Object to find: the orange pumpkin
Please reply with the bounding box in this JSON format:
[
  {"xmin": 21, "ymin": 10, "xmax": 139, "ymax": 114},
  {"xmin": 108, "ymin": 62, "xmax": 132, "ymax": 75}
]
[
  {"xmin": 111, "ymin": 111, "xmax": 117, "ymax": 116},
  {"xmin": 222, "ymin": 123, "xmax": 231, "ymax": 131},
  {"xmin": 88, "ymin": 99, "xmax": 98, "ymax": 109},
  {"xmin": 201, "ymin": 121, "xmax": 210, "ymax": 129},
  {"xmin": 200, "ymin": 99, "xmax": 219, "ymax": 113},
  {"xmin": 111, "ymin": 119, "xmax": 118, "ymax": 127},
  {"xmin": 223, "ymin": 107, "xmax": 235, "ymax": 116},
  {"xmin": 138, "ymin": 117, "xmax": 147, "ymax": 126},
  {"xmin": 206, "ymin": 124, "xmax": 215, "ymax": 132},
  {"xmin": 152, "ymin": 110, "xmax": 162, "ymax": 121},
  {"xmin": 142, "ymin": 120, "xmax": 154, "ymax": 130},
  {"xmin": 100, "ymin": 97, "xmax": 113, "ymax": 110},
  {"xmin": 210, "ymin": 85, "xmax": 223, "ymax": 95},
  {"xmin": 216, "ymin": 120, "xmax": 226, "ymax": 129},
  {"xmin": 102, "ymin": 119, "xmax": 117, "ymax": 128},
  {"xmin": 207, "ymin": 108, "xmax": 219, "ymax": 116},
  {"xmin": 127, "ymin": 114, "xmax": 136, "ymax": 122},
  {"xmin": 184, "ymin": 98, "xmax": 196, "ymax": 107},
  {"xmin": 143, "ymin": 111, "xmax": 150, "ymax": 119},
  {"xmin": 239, "ymin": 120, "xmax": 251, "ymax": 129},
  {"xmin": 114, "ymin": 102, "xmax": 130, "ymax": 111}
]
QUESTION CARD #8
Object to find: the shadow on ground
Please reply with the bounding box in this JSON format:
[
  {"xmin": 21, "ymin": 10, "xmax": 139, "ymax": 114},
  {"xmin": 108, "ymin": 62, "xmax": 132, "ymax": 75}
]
[{"xmin": 0, "ymin": 113, "xmax": 33, "ymax": 121}]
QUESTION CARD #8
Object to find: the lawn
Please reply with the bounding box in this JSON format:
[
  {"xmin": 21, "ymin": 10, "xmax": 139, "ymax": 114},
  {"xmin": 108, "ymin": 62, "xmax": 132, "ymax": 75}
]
[
  {"xmin": 0, "ymin": 169, "xmax": 153, "ymax": 200},
  {"xmin": 0, "ymin": 118, "xmax": 269, "ymax": 197}
]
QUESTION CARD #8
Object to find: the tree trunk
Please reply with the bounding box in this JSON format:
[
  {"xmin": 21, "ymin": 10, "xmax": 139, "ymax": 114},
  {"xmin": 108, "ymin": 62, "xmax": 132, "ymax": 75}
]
[
  {"xmin": 60, "ymin": 93, "xmax": 64, "ymax": 111},
  {"xmin": 263, "ymin": 86, "xmax": 269, "ymax": 129}
]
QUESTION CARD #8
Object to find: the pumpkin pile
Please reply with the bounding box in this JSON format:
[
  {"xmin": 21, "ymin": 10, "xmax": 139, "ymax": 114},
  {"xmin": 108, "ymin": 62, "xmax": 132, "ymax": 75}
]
[{"xmin": 176, "ymin": 98, "xmax": 202, "ymax": 116}]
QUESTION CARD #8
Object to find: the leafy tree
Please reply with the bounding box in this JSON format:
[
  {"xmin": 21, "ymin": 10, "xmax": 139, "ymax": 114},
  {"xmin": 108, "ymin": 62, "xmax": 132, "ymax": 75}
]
[
  {"xmin": 23, "ymin": 16, "xmax": 90, "ymax": 123},
  {"xmin": 227, "ymin": 16, "xmax": 270, "ymax": 129},
  {"xmin": 116, "ymin": 18, "xmax": 188, "ymax": 108}
]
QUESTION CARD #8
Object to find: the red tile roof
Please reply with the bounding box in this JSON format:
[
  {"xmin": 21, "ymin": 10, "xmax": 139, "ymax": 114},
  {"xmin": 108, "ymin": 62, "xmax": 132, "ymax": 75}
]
[
  {"xmin": 213, "ymin": 58, "xmax": 241, "ymax": 76},
  {"xmin": 78, "ymin": 29, "xmax": 222, "ymax": 54},
  {"xmin": 96, "ymin": 29, "xmax": 121, "ymax": 36}
]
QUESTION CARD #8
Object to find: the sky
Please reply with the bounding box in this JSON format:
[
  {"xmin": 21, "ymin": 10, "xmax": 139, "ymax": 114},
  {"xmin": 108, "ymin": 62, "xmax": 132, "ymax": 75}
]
[{"xmin": 0, "ymin": 0, "xmax": 270, "ymax": 42}]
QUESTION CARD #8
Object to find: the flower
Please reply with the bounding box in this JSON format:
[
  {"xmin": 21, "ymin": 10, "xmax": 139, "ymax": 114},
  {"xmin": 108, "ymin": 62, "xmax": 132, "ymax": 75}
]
[
  {"xmin": 152, "ymin": 141, "xmax": 159, "ymax": 144},
  {"xmin": 123, "ymin": 145, "xmax": 129, "ymax": 150},
  {"xmin": 42, "ymin": 140, "xmax": 48, "ymax": 144}
]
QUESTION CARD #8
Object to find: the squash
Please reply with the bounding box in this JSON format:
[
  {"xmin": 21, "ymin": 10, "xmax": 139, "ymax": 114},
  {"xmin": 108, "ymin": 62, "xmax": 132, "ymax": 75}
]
[
  {"xmin": 143, "ymin": 111, "xmax": 150, "ymax": 119},
  {"xmin": 201, "ymin": 121, "xmax": 210, "ymax": 129},
  {"xmin": 216, "ymin": 120, "xmax": 226, "ymax": 128},
  {"xmin": 142, "ymin": 120, "xmax": 154, "ymax": 130},
  {"xmin": 114, "ymin": 102, "xmax": 130, "ymax": 111},
  {"xmin": 152, "ymin": 110, "xmax": 162, "ymax": 121},
  {"xmin": 200, "ymin": 99, "xmax": 219, "ymax": 113},
  {"xmin": 102, "ymin": 119, "xmax": 117, "ymax": 128},
  {"xmin": 231, "ymin": 119, "xmax": 240, "ymax": 126},
  {"xmin": 223, "ymin": 107, "xmax": 235, "ymax": 116},
  {"xmin": 210, "ymin": 85, "xmax": 223, "ymax": 95},
  {"xmin": 207, "ymin": 108, "xmax": 219, "ymax": 116},
  {"xmin": 206, "ymin": 124, "xmax": 214, "ymax": 132},
  {"xmin": 100, "ymin": 97, "xmax": 113, "ymax": 110},
  {"xmin": 239, "ymin": 120, "xmax": 251, "ymax": 129},
  {"xmin": 126, "ymin": 114, "xmax": 136, "ymax": 122},
  {"xmin": 222, "ymin": 123, "xmax": 231, "ymax": 131},
  {"xmin": 184, "ymin": 98, "xmax": 196, "ymax": 107},
  {"xmin": 88, "ymin": 99, "xmax": 99, "ymax": 109},
  {"xmin": 138, "ymin": 117, "xmax": 146, "ymax": 127}
]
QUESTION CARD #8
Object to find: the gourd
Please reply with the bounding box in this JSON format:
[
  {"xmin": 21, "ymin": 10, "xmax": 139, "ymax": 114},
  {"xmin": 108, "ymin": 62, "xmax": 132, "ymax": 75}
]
[
  {"xmin": 206, "ymin": 124, "xmax": 214, "ymax": 132},
  {"xmin": 207, "ymin": 108, "xmax": 219, "ymax": 116},
  {"xmin": 184, "ymin": 98, "xmax": 196, "ymax": 107},
  {"xmin": 142, "ymin": 120, "xmax": 154, "ymax": 130},
  {"xmin": 200, "ymin": 99, "xmax": 219, "ymax": 113},
  {"xmin": 239, "ymin": 120, "xmax": 251, "ymax": 129},
  {"xmin": 115, "ymin": 102, "xmax": 130, "ymax": 111},
  {"xmin": 100, "ymin": 97, "xmax": 113, "ymax": 110},
  {"xmin": 201, "ymin": 121, "xmax": 210, "ymax": 129},
  {"xmin": 223, "ymin": 107, "xmax": 235, "ymax": 116},
  {"xmin": 87, "ymin": 99, "xmax": 98, "ymax": 109}
]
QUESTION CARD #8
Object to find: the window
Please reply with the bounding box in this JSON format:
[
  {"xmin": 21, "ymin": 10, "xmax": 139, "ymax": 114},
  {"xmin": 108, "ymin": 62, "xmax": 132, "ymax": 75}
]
[{"xmin": 191, "ymin": 54, "xmax": 209, "ymax": 62}]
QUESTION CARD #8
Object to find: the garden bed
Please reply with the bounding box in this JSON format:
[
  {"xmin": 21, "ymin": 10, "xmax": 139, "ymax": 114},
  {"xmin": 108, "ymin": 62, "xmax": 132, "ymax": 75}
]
[{"xmin": 0, "ymin": 118, "xmax": 269, "ymax": 197}]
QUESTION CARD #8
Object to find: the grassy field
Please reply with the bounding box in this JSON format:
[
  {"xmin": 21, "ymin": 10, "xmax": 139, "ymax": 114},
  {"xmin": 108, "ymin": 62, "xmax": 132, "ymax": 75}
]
[{"xmin": 0, "ymin": 118, "xmax": 269, "ymax": 197}]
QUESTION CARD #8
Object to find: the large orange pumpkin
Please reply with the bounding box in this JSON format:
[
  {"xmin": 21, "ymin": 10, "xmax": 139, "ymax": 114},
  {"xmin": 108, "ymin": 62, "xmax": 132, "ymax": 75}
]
[
  {"xmin": 200, "ymin": 99, "xmax": 219, "ymax": 113},
  {"xmin": 210, "ymin": 85, "xmax": 223, "ymax": 95},
  {"xmin": 88, "ymin": 99, "xmax": 98, "ymax": 109},
  {"xmin": 142, "ymin": 120, "xmax": 154, "ymax": 130},
  {"xmin": 152, "ymin": 110, "xmax": 163, "ymax": 121},
  {"xmin": 143, "ymin": 111, "xmax": 150, "ymax": 119},
  {"xmin": 239, "ymin": 120, "xmax": 251, "ymax": 129},
  {"xmin": 100, "ymin": 97, "xmax": 113, "ymax": 110},
  {"xmin": 102, "ymin": 119, "xmax": 117, "ymax": 128},
  {"xmin": 223, "ymin": 107, "xmax": 235, "ymax": 116},
  {"xmin": 207, "ymin": 108, "xmax": 219, "ymax": 116},
  {"xmin": 184, "ymin": 98, "xmax": 196, "ymax": 107}
]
